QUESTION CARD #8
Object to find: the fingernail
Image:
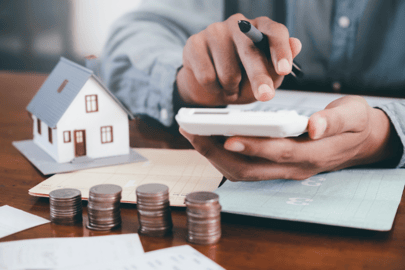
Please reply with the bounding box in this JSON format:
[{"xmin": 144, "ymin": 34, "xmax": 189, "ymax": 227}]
[
  {"xmin": 224, "ymin": 141, "xmax": 245, "ymax": 152},
  {"xmin": 313, "ymin": 117, "xmax": 327, "ymax": 139},
  {"xmin": 277, "ymin": 58, "xmax": 291, "ymax": 74},
  {"xmin": 257, "ymin": 84, "xmax": 273, "ymax": 101}
]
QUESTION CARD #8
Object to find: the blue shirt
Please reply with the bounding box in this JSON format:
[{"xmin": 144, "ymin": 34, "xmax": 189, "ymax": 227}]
[{"xmin": 100, "ymin": 0, "xmax": 405, "ymax": 167}]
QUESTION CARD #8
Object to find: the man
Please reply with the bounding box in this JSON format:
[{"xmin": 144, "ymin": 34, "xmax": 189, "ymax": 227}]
[{"xmin": 100, "ymin": 0, "xmax": 405, "ymax": 181}]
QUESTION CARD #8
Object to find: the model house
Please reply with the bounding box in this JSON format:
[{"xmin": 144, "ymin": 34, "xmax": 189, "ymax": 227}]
[{"xmin": 27, "ymin": 57, "xmax": 134, "ymax": 163}]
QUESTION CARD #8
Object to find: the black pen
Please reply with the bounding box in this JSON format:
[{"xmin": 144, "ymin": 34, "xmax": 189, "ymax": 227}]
[{"xmin": 238, "ymin": 20, "xmax": 303, "ymax": 78}]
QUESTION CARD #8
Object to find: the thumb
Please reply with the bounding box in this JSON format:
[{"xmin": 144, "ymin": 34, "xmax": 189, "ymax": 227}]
[{"xmin": 308, "ymin": 96, "xmax": 369, "ymax": 140}]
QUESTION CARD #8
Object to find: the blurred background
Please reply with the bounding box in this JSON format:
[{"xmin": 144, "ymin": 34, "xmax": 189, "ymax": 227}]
[{"xmin": 0, "ymin": 0, "xmax": 141, "ymax": 73}]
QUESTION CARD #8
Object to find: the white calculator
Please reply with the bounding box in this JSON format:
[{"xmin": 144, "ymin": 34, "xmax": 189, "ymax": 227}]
[{"xmin": 175, "ymin": 108, "xmax": 309, "ymax": 137}]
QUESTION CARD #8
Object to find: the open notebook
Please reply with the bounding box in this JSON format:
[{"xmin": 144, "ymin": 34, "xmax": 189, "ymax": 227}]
[{"xmin": 29, "ymin": 148, "xmax": 223, "ymax": 207}]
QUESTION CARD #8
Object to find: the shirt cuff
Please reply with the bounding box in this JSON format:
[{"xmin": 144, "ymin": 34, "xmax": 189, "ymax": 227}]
[{"xmin": 377, "ymin": 103, "xmax": 405, "ymax": 168}]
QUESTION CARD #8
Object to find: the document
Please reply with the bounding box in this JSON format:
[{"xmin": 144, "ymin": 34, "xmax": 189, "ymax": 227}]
[
  {"xmin": 216, "ymin": 169, "xmax": 405, "ymax": 231},
  {"xmin": 0, "ymin": 234, "xmax": 144, "ymax": 269},
  {"xmin": 29, "ymin": 148, "xmax": 223, "ymax": 206},
  {"xmin": 0, "ymin": 234, "xmax": 224, "ymax": 270},
  {"xmin": 0, "ymin": 205, "xmax": 49, "ymax": 239},
  {"xmin": 142, "ymin": 245, "xmax": 225, "ymax": 270},
  {"xmin": 61, "ymin": 245, "xmax": 225, "ymax": 270}
]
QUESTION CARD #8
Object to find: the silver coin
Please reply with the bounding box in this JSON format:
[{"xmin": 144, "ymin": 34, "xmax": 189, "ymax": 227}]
[
  {"xmin": 185, "ymin": 191, "xmax": 219, "ymax": 205},
  {"xmin": 136, "ymin": 183, "xmax": 169, "ymax": 197},
  {"xmin": 90, "ymin": 184, "xmax": 122, "ymax": 196},
  {"xmin": 49, "ymin": 188, "xmax": 81, "ymax": 199}
]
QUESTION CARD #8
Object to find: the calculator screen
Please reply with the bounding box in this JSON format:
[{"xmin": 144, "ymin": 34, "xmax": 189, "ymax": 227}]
[{"xmin": 193, "ymin": 111, "xmax": 229, "ymax": 115}]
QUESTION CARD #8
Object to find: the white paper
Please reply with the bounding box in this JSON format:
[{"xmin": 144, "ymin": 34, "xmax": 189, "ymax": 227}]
[
  {"xmin": 0, "ymin": 234, "xmax": 144, "ymax": 270},
  {"xmin": 0, "ymin": 205, "xmax": 49, "ymax": 239},
  {"xmin": 142, "ymin": 245, "xmax": 225, "ymax": 270},
  {"xmin": 54, "ymin": 245, "xmax": 225, "ymax": 270}
]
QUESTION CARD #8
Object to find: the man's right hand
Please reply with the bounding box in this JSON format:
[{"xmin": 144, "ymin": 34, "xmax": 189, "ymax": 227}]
[{"xmin": 176, "ymin": 13, "xmax": 302, "ymax": 107}]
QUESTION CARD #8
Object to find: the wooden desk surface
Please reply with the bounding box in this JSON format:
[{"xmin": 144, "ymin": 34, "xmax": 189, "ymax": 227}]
[{"xmin": 1, "ymin": 72, "xmax": 405, "ymax": 270}]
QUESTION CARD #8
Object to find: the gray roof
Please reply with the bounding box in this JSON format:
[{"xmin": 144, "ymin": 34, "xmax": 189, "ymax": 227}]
[{"xmin": 27, "ymin": 57, "xmax": 134, "ymax": 128}]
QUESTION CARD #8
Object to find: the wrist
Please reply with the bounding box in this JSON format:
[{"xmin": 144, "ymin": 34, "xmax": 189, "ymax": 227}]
[
  {"xmin": 173, "ymin": 66, "xmax": 207, "ymax": 115},
  {"xmin": 175, "ymin": 66, "xmax": 196, "ymax": 105}
]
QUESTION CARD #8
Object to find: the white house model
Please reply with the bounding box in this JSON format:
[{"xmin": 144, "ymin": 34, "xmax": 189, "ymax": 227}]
[{"xmin": 27, "ymin": 57, "xmax": 134, "ymax": 163}]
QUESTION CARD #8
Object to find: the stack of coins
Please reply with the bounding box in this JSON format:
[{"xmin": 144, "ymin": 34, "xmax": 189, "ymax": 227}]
[
  {"xmin": 49, "ymin": 188, "xmax": 82, "ymax": 225},
  {"xmin": 185, "ymin": 191, "xmax": 221, "ymax": 245},
  {"xmin": 87, "ymin": 184, "xmax": 122, "ymax": 231},
  {"xmin": 136, "ymin": 183, "xmax": 172, "ymax": 236}
]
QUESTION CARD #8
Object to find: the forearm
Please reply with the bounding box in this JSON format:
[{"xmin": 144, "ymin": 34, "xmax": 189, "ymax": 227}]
[{"xmin": 100, "ymin": 0, "xmax": 222, "ymax": 127}]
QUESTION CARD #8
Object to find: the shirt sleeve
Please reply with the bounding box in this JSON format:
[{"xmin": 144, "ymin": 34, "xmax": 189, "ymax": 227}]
[
  {"xmin": 378, "ymin": 101, "xmax": 405, "ymax": 168},
  {"xmin": 99, "ymin": 0, "xmax": 223, "ymax": 127}
]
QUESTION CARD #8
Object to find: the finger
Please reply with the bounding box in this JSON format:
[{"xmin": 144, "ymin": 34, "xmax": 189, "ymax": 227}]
[
  {"xmin": 224, "ymin": 136, "xmax": 307, "ymax": 163},
  {"xmin": 205, "ymin": 23, "xmax": 242, "ymax": 101},
  {"xmin": 234, "ymin": 31, "xmax": 275, "ymax": 102},
  {"xmin": 183, "ymin": 34, "xmax": 222, "ymax": 93},
  {"xmin": 179, "ymin": 128, "xmax": 250, "ymax": 177},
  {"xmin": 223, "ymin": 132, "xmax": 362, "ymax": 168},
  {"xmin": 180, "ymin": 128, "xmax": 309, "ymax": 181},
  {"xmin": 308, "ymin": 96, "xmax": 369, "ymax": 140},
  {"xmin": 176, "ymin": 67, "xmax": 222, "ymax": 106},
  {"xmin": 256, "ymin": 18, "xmax": 293, "ymax": 76},
  {"xmin": 289, "ymin": 37, "xmax": 302, "ymax": 59}
]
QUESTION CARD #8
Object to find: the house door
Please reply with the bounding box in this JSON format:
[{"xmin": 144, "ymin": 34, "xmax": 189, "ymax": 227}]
[{"xmin": 74, "ymin": 130, "xmax": 86, "ymax": 157}]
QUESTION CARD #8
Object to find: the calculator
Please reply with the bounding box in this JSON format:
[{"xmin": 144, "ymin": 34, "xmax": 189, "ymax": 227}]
[{"xmin": 175, "ymin": 108, "xmax": 309, "ymax": 137}]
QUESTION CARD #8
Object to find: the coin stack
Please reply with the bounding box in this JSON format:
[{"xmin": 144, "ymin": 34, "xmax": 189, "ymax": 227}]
[
  {"xmin": 185, "ymin": 191, "xmax": 221, "ymax": 245},
  {"xmin": 136, "ymin": 183, "xmax": 173, "ymax": 236},
  {"xmin": 86, "ymin": 184, "xmax": 122, "ymax": 231},
  {"xmin": 49, "ymin": 188, "xmax": 83, "ymax": 225}
]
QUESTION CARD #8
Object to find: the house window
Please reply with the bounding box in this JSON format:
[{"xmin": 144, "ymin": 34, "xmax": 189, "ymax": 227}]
[
  {"xmin": 48, "ymin": 127, "xmax": 53, "ymax": 144},
  {"xmin": 63, "ymin": 131, "xmax": 71, "ymax": 143},
  {"xmin": 57, "ymin": 79, "xmax": 69, "ymax": 93},
  {"xmin": 76, "ymin": 130, "xmax": 84, "ymax": 143},
  {"xmin": 100, "ymin": 126, "xmax": 113, "ymax": 143},
  {"xmin": 85, "ymin": 95, "xmax": 98, "ymax": 113},
  {"xmin": 37, "ymin": 119, "xmax": 41, "ymax": 134}
]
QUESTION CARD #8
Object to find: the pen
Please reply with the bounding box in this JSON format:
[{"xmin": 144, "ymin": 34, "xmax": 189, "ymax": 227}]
[{"xmin": 238, "ymin": 20, "xmax": 303, "ymax": 78}]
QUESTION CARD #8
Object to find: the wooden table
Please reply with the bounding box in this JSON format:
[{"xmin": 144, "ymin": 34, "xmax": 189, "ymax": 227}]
[{"xmin": 1, "ymin": 72, "xmax": 405, "ymax": 270}]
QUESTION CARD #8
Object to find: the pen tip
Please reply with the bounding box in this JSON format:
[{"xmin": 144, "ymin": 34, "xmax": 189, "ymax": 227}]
[{"xmin": 238, "ymin": 20, "xmax": 251, "ymax": 33}]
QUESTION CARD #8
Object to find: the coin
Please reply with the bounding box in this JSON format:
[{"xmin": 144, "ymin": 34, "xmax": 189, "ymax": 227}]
[
  {"xmin": 86, "ymin": 184, "xmax": 122, "ymax": 231},
  {"xmin": 49, "ymin": 188, "xmax": 82, "ymax": 225},
  {"xmin": 136, "ymin": 183, "xmax": 172, "ymax": 236},
  {"xmin": 185, "ymin": 191, "xmax": 221, "ymax": 245}
]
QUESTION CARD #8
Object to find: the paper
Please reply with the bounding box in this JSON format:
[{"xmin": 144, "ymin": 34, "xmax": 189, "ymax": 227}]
[
  {"xmin": 216, "ymin": 169, "xmax": 405, "ymax": 231},
  {"xmin": 0, "ymin": 234, "xmax": 224, "ymax": 270},
  {"xmin": 228, "ymin": 89, "xmax": 402, "ymax": 116},
  {"xmin": 0, "ymin": 234, "xmax": 144, "ymax": 270},
  {"xmin": 142, "ymin": 245, "xmax": 225, "ymax": 270},
  {"xmin": 29, "ymin": 148, "xmax": 223, "ymax": 206},
  {"xmin": 0, "ymin": 205, "xmax": 49, "ymax": 239},
  {"xmin": 69, "ymin": 245, "xmax": 225, "ymax": 270}
]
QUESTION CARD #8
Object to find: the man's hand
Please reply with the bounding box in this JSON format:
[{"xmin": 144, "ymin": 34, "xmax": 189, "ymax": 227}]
[
  {"xmin": 180, "ymin": 96, "xmax": 402, "ymax": 181},
  {"xmin": 176, "ymin": 14, "xmax": 302, "ymax": 107}
]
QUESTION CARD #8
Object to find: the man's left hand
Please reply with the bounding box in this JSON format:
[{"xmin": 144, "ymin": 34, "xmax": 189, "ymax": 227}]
[{"xmin": 180, "ymin": 96, "xmax": 401, "ymax": 181}]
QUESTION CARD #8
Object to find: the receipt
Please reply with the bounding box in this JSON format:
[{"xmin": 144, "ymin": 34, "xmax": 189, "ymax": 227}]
[
  {"xmin": 0, "ymin": 205, "xmax": 49, "ymax": 239},
  {"xmin": 59, "ymin": 245, "xmax": 225, "ymax": 270},
  {"xmin": 143, "ymin": 245, "xmax": 225, "ymax": 270},
  {"xmin": 0, "ymin": 234, "xmax": 144, "ymax": 269}
]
